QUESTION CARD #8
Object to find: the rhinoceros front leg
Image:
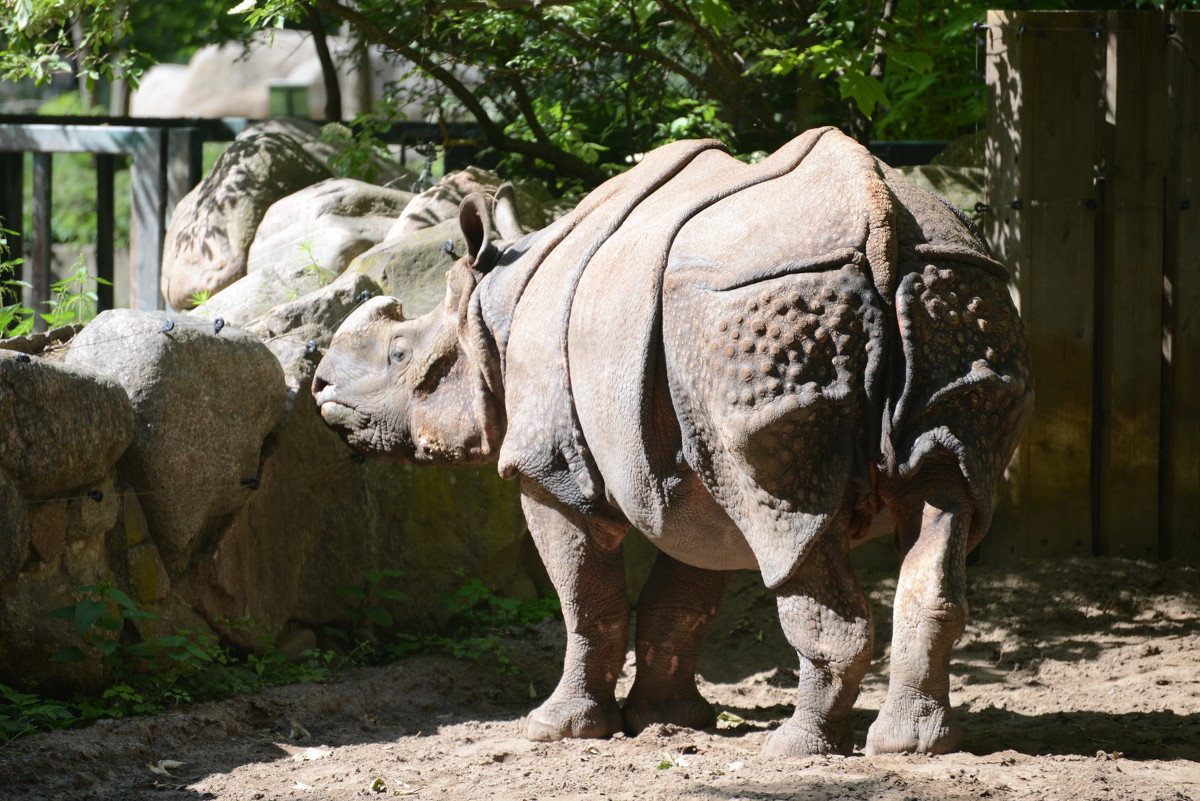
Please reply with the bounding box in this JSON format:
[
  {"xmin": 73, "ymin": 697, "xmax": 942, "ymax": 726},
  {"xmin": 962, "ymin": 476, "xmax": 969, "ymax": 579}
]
[
  {"xmin": 763, "ymin": 528, "xmax": 874, "ymax": 757},
  {"xmin": 519, "ymin": 481, "xmax": 629, "ymax": 741},
  {"xmin": 623, "ymin": 552, "xmax": 731, "ymax": 734},
  {"xmin": 865, "ymin": 475, "xmax": 972, "ymax": 755}
]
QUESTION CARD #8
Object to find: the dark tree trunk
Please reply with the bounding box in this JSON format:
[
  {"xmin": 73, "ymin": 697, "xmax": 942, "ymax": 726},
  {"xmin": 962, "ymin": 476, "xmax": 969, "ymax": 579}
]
[
  {"xmin": 308, "ymin": 5, "xmax": 343, "ymax": 122},
  {"xmin": 848, "ymin": 0, "xmax": 898, "ymax": 145}
]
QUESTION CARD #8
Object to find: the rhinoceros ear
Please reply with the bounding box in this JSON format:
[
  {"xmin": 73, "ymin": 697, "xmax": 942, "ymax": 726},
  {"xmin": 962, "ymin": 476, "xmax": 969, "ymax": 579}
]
[
  {"xmin": 493, "ymin": 182, "xmax": 525, "ymax": 242},
  {"xmin": 459, "ymin": 192, "xmax": 498, "ymax": 273}
]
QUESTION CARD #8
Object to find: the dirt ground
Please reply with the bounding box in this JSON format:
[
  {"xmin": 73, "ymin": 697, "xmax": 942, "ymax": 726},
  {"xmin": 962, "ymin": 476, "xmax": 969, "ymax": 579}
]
[{"xmin": 1, "ymin": 555, "xmax": 1197, "ymax": 801}]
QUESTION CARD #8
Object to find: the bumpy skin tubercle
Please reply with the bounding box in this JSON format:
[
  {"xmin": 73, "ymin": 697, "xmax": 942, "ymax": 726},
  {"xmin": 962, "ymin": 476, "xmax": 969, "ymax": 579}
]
[{"xmin": 312, "ymin": 128, "xmax": 1033, "ymax": 756}]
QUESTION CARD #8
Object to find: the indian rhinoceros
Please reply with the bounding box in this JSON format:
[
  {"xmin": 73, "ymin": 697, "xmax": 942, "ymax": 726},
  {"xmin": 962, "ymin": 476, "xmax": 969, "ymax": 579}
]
[{"xmin": 311, "ymin": 126, "xmax": 1034, "ymax": 756}]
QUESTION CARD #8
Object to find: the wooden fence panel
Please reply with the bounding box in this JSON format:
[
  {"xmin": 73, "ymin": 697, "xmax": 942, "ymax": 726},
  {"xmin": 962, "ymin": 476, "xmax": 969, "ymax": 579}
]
[
  {"xmin": 1163, "ymin": 11, "xmax": 1200, "ymax": 561},
  {"xmin": 986, "ymin": 11, "xmax": 1102, "ymax": 558},
  {"xmin": 1097, "ymin": 11, "xmax": 1167, "ymax": 560}
]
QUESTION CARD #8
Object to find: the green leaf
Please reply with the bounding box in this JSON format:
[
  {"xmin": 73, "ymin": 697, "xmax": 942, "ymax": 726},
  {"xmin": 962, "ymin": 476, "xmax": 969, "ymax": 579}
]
[
  {"xmin": 103, "ymin": 587, "xmax": 140, "ymax": 612},
  {"xmin": 882, "ymin": 44, "xmax": 934, "ymax": 74},
  {"xmin": 365, "ymin": 607, "xmax": 393, "ymax": 627},
  {"xmin": 46, "ymin": 606, "xmax": 76, "ymax": 622},
  {"xmin": 838, "ymin": 70, "xmax": 890, "ymax": 116},
  {"xmin": 151, "ymin": 635, "xmax": 188, "ymax": 649},
  {"xmin": 95, "ymin": 639, "xmax": 119, "ymax": 657},
  {"xmin": 184, "ymin": 642, "xmax": 214, "ymax": 663},
  {"xmin": 74, "ymin": 599, "xmax": 106, "ymax": 635},
  {"xmin": 50, "ymin": 646, "xmax": 87, "ymax": 663}
]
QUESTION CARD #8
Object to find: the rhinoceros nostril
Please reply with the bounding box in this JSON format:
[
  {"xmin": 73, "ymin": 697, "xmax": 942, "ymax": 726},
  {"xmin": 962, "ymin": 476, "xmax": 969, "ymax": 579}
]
[{"xmin": 312, "ymin": 375, "xmax": 331, "ymax": 397}]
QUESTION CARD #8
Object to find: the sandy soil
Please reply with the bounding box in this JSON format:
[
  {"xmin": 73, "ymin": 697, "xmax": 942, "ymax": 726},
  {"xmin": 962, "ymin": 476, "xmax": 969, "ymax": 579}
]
[{"xmin": 1, "ymin": 556, "xmax": 1197, "ymax": 801}]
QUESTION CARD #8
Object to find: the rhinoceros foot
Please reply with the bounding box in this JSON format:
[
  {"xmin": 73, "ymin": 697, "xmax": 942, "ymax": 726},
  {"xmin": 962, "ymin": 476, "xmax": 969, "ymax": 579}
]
[
  {"xmin": 761, "ymin": 717, "xmax": 854, "ymax": 757},
  {"xmin": 520, "ymin": 694, "xmax": 623, "ymax": 741},
  {"xmin": 621, "ymin": 688, "xmax": 716, "ymax": 735},
  {"xmin": 863, "ymin": 699, "xmax": 961, "ymax": 755}
]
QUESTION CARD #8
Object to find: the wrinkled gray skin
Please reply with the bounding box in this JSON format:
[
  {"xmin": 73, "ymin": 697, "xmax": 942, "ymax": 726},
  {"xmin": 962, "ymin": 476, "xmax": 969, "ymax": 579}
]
[{"xmin": 313, "ymin": 129, "xmax": 1033, "ymax": 756}]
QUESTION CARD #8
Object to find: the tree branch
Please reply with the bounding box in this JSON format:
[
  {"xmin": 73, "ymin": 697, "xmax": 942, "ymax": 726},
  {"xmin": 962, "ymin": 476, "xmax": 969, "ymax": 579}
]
[
  {"xmin": 849, "ymin": 0, "xmax": 898, "ymax": 144},
  {"xmin": 531, "ymin": 9, "xmax": 769, "ymax": 137},
  {"xmin": 311, "ymin": 0, "xmax": 608, "ymax": 185},
  {"xmin": 655, "ymin": 0, "xmax": 780, "ymax": 139}
]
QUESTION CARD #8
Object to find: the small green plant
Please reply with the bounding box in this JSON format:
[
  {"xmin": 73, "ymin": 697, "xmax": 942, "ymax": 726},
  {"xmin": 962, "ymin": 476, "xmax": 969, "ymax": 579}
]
[
  {"xmin": 40, "ymin": 258, "xmax": 111, "ymax": 329},
  {"xmin": 0, "ymin": 584, "xmax": 338, "ymax": 747},
  {"xmin": 188, "ymin": 289, "xmax": 213, "ymax": 317},
  {"xmin": 0, "ymin": 225, "xmax": 33, "ymax": 338},
  {"xmin": 384, "ymin": 573, "xmax": 561, "ymax": 677},
  {"xmin": 298, "ymin": 240, "xmax": 336, "ymax": 290},
  {"xmin": 0, "ymin": 683, "xmax": 75, "ymax": 744},
  {"xmin": 317, "ymin": 120, "xmax": 394, "ymax": 184}
]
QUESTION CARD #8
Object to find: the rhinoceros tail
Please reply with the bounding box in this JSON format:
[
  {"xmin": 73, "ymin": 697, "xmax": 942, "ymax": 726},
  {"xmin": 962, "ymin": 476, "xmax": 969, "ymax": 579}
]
[{"xmin": 886, "ymin": 260, "xmax": 1034, "ymax": 545}]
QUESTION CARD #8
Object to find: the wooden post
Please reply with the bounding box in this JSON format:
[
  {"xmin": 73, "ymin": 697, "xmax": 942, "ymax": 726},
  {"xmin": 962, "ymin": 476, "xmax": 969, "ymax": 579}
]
[
  {"xmin": 129, "ymin": 128, "xmax": 167, "ymax": 311},
  {"xmin": 985, "ymin": 11, "xmax": 1103, "ymax": 558},
  {"xmin": 31, "ymin": 152, "xmax": 53, "ymax": 333},
  {"xmin": 96, "ymin": 154, "xmax": 115, "ymax": 311},
  {"xmin": 0, "ymin": 152, "xmax": 23, "ymax": 308},
  {"xmin": 1161, "ymin": 11, "xmax": 1200, "ymax": 561},
  {"xmin": 1095, "ymin": 11, "xmax": 1166, "ymax": 559}
]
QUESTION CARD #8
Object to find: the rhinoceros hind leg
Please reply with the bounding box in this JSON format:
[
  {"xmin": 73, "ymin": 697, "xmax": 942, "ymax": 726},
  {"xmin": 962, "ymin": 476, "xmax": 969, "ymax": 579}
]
[
  {"xmin": 762, "ymin": 521, "xmax": 873, "ymax": 757},
  {"xmin": 865, "ymin": 467, "xmax": 971, "ymax": 755},
  {"xmin": 622, "ymin": 551, "xmax": 731, "ymax": 734},
  {"xmin": 519, "ymin": 482, "xmax": 629, "ymax": 741}
]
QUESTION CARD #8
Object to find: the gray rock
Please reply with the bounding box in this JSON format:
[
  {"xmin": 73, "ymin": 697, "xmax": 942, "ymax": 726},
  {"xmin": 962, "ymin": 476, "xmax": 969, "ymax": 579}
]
[
  {"xmin": 239, "ymin": 120, "xmax": 415, "ymax": 186},
  {"xmin": 387, "ymin": 167, "xmax": 547, "ymax": 238},
  {"xmin": 0, "ymin": 349, "xmax": 134, "ymax": 499},
  {"xmin": 178, "ymin": 334, "xmax": 528, "ymax": 647},
  {"xmin": 0, "ymin": 469, "xmax": 27, "ymax": 585},
  {"xmin": 898, "ymin": 164, "xmax": 984, "ymax": 218},
  {"xmin": 65, "ymin": 310, "xmax": 285, "ymax": 577},
  {"xmin": 161, "ymin": 133, "xmax": 332, "ymax": 311},
  {"xmin": 246, "ymin": 271, "xmax": 382, "ymax": 353},
  {"xmin": 347, "ymin": 219, "xmax": 465, "ymax": 318},
  {"xmin": 247, "ymin": 178, "xmax": 415, "ymax": 281}
]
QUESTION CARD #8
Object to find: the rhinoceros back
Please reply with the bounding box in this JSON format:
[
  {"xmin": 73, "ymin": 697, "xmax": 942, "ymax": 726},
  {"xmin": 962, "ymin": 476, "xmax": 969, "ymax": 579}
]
[{"xmin": 492, "ymin": 127, "xmax": 1031, "ymax": 585}]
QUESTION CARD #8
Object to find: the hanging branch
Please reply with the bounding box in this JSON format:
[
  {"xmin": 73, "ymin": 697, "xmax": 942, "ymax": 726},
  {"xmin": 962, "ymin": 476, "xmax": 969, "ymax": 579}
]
[
  {"xmin": 849, "ymin": 0, "xmax": 899, "ymax": 144},
  {"xmin": 311, "ymin": 0, "xmax": 609, "ymax": 186},
  {"xmin": 307, "ymin": 4, "xmax": 343, "ymax": 122}
]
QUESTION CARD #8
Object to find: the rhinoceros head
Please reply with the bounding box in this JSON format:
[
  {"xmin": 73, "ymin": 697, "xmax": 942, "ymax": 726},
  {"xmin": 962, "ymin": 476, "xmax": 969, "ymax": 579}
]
[{"xmin": 311, "ymin": 190, "xmax": 518, "ymax": 466}]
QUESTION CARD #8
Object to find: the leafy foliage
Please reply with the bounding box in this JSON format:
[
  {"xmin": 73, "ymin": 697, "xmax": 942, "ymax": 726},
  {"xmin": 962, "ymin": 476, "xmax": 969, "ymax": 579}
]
[
  {"xmin": 6, "ymin": 0, "xmax": 1197, "ymax": 192},
  {"xmin": 0, "ymin": 574, "xmax": 559, "ymax": 746},
  {"xmin": 326, "ymin": 569, "xmax": 560, "ymax": 677},
  {"xmin": 0, "ymin": 226, "xmax": 33, "ymax": 338}
]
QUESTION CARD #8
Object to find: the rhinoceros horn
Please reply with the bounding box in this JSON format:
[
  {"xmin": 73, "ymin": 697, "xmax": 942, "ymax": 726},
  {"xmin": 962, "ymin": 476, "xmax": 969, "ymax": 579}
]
[{"xmin": 340, "ymin": 295, "xmax": 405, "ymax": 335}]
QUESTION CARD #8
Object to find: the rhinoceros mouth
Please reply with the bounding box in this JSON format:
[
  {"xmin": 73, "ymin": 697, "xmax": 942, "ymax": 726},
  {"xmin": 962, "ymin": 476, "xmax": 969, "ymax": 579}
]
[{"xmin": 318, "ymin": 399, "xmax": 358, "ymax": 428}]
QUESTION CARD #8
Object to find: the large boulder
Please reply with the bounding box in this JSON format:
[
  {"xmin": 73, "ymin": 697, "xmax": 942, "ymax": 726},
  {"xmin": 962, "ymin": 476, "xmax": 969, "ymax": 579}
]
[
  {"xmin": 244, "ymin": 271, "xmax": 382, "ymax": 352},
  {"xmin": 387, "ymin": 167, "xmax": 548, "ymax": 238},
  {"xmin": 0, "ymin": 348, "xmax": 134, "ymax": 499},
  {"xmin": 0, "ymin": 469, "xmax": 27, "ymax": 586},
  {"xmin": 65, "ymin": 310, "xmax": 286, "ymax": 577},
  {"xmin": 161, "ymin": 133, "xmax": 332, "ymax": 311},
  {"xmin": 180, "ymin": 331, "xmax": 529, "ymax": 650},
  {"xmin": 247, "ymin": 178, "xmax": 416, "ymax": 281},
  {"xmin": 239, "ymin": 120, "xmax": 415, "ymax": 186},
  {"xmin": 346, "ymin": 219, "xmax": 466, "ymax": 318}
]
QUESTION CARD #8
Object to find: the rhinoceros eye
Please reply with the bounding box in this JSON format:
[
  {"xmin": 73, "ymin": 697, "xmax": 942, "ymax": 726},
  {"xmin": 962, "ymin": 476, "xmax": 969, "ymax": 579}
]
[{"xmin": 389, "ymin": 338, "xmax": 410, "ymax": 367}]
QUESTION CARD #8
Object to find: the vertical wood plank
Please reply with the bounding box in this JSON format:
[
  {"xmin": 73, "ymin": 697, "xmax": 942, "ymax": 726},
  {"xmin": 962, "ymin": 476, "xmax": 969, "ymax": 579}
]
[
  {"xmin": 0, "ymin": 152, "xmax": 23, "ymax": 309},
  {"xmin": 95, "ymin": 154, "xmax": 115, "ymax": 311},
  {"xmin": 31, "ymin": 152, "xmax": 53, "ymax": 333},
  {"xmin": 986, "ymin": 11, "xmax": 1101, "ymax": 559},
  {"xmin": 1161, "ymin": 11, "xmax": 1200, "ymax": 561},
  {"xmin": 129, "ymin": 129, "xmax": 166, "ymax": 311},
  {"xmin": 1097, "ymin": 11, "xmax": 1166, "ymax": 559},
  {"xmin": 984, "ymin": 10, "xmax": 1028, "ymax": 562}
]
